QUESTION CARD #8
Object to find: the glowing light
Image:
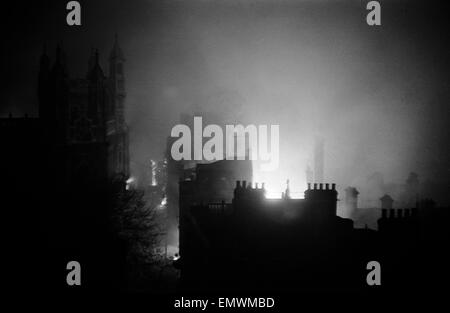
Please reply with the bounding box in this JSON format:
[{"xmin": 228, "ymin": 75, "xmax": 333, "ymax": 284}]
[
  {"xmin": 252, "ymin": 162, "xmax": 306, "ymax": 200},
  {"xmin": 150, "ymin": 159, "xmax": 157, "ymax": 186},
  {"xmin": 156, "ymin": 196, "xmax": 168, "ymax": 210},
  {"xmin": 126, "ymin": 176, "xmax": 135, "ymax": 190},
  {"xmin": 265, "ymin": 190, "xmax": 283, "ymax": 199},
  {"xmin": 288, "ymin": 192, "xmax": 303, "ymax": 199},
  {"xmin": 166, "ymin": 245, "xmax": 179, "ymax": 259}
]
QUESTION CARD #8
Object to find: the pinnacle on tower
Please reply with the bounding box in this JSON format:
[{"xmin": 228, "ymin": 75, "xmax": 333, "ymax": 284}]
[{"xmin": 110, "ymin": 33, "xmax": 125, "ymax": 61}]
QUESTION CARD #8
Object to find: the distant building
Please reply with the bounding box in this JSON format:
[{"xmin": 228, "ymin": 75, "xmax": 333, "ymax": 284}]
[
  {"xmin": 380, "ymin": 194, "xmax": 394, "ymax": 209},
  {"xmin": 345, "ymin": 187, "xmax": 359, "ymax": 214},
  {"xmin": 378, "ymin": 207, "xmax": 418, "ymax": 236}
]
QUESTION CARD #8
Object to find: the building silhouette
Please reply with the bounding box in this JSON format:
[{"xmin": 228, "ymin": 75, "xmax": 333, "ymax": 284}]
[
  {"xmin": 2, "ymin": 37, "xmax": 131, "ymax": 291},
  {"xmin": 37, "ymin": 36, "xmax": 129, "ymax": 187},
  {"xmin": 178, "ymin": 178, "xmax": 363, "ymax": 290},
  {"xmin": 175, "ymin": 162, "xmax": 450, "ymax": 292}
]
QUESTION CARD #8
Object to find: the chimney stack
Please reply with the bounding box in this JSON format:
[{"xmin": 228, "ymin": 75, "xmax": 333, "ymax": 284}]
[{"xmin": 389, "ymin": 209, "xmax": 395, "ymax": 218}]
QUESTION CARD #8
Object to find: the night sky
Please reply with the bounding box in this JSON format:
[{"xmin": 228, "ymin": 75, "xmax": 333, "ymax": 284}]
[{"xmin": 3, "ymin": 0, "xmax": 450, "ymax": 203}]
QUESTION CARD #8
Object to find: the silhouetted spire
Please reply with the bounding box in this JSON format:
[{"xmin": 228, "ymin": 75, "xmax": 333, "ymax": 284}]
[
  {"xmin": 60, "ymin": 43, "xmax": 68, "ymax": 75},
  {"xmin": 51, "ymin": 43, "xmax": 67, "ymax": 78},
  {"xmin": 110, "ymin": 33, "xmax": 124, "ymax": 60},
  {"xmin": 55, "ymin": 44, "xmax": 62, "ymax": 64},
  {"xmin": 87, "ymin": 47, "xmax": 95, "ymax": 77},
  {"xmin": 38, "ymin": 43, "xmax": 51, "ymax": 119},
  {"xmin": 39, "ymin": 43, "xmax": 50, "ymax": 70},
  {"xmin": 89, "ymin": 49, "xmax": 105, "ymax": 82},
  {"xmin": 284, "ymin": 179, "xmax": 291, "ymax": 199}
]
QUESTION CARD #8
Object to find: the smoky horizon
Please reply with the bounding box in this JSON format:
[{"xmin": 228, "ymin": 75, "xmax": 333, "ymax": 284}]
[{"xmin": 3, "ymin": 0, "xmax": 450, "ymax": 206}]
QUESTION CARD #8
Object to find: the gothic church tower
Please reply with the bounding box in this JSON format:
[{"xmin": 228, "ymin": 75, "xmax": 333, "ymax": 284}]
[{"xmin": 108, "ymin": 35, "xmax": 130, "ymax": 179}]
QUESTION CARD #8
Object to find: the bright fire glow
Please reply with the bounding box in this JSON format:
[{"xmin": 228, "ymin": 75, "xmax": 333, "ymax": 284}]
[
  {"xmin": 125, "ymin": 176, "xmax": 135, "ymax": 190},
  {"xmin": 265, "ymin": 190, "xmax": 283, "ymax": 199},
  {"xmin": 157, "ymin": 196, "xmax": 167, "ymax": 210},
  {"xmin": 252, "ymin": 162, "xmax": 306, "ymax": 199},
  {"xmin": 150, "ymin": 159, "xmax": 157, "ymax": 186}
]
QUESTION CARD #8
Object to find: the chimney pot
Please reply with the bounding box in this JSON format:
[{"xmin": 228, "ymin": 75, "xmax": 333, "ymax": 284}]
[
  {"xmin": 404, "ymin": 209, "xmax": 411, "ymax": 218},
  {"xmin": 389, "ymin": 209, "xmax": 395, "ymax": 218}
]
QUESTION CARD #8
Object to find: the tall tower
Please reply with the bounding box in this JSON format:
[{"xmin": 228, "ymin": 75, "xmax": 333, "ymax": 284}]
[
  {"xmin": 38, "ymin": 44, "xmax": 50, "ymax": 120},
  {"xmin": 345, "ymin": 187, "xmax": 359, "ymax": 215},
  {"xmin": 109, "ymin": 34, "xmax": 126, "ymax": 127},
  {"xmin": 88, "ymin": 51, "xmax": 105, "ymax": 123},
  {"xmin": 108, "ymin": 35, "xmax": 129, "ymax": 178},
  {"xmin": 50, "ymin": 44, "xmax": 69, "ymax": 143},
  {"xmin": 86, "ymin": 48, "xmax": 96, "ymax": 78}
]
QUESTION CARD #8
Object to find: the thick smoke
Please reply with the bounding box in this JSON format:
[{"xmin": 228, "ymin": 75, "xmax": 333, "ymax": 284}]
[{"xmin": 3, "ymin": 1, "xmax": 450, "ymax": 205}]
